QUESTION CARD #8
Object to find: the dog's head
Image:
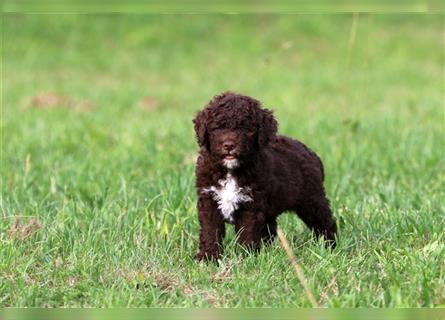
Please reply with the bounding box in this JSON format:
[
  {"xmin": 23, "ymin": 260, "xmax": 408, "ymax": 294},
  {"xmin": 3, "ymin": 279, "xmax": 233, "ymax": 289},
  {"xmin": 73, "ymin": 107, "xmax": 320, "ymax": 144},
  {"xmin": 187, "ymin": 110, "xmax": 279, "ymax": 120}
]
[{"xmin": 193, "ymin": 92, "xmax": 277, "ymax": 169}]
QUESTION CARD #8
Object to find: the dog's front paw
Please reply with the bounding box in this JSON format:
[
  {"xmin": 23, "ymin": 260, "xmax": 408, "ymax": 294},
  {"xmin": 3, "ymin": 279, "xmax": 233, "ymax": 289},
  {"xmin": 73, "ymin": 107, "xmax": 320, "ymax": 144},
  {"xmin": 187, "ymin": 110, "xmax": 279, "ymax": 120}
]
[{"xmin": 194, "ymin": 250, "xmax": 220, "ymax": 263}]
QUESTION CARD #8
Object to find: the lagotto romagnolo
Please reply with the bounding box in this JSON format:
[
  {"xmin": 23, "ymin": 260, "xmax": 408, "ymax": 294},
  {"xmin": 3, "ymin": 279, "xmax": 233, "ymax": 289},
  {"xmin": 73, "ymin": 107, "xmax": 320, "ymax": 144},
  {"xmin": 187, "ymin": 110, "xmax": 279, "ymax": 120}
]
[{"xmin": 193, "ymin": 92, "xmax": 337, "ymax": 261}]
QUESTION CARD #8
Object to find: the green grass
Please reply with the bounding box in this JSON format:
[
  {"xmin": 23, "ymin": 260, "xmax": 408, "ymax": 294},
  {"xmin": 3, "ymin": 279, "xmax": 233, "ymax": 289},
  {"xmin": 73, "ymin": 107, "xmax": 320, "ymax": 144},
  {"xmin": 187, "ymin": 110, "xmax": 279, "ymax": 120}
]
[{"xmin": 1, "ymin": 14, "xmax": 444, "ymax": 307}]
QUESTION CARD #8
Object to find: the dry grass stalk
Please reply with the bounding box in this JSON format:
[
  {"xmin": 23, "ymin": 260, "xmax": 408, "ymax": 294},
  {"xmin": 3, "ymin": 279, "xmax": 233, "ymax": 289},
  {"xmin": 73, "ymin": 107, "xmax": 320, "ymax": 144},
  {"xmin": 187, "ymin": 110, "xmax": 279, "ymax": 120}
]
[
  {"xmin": 138, "ymin": 96, "xmax": 159, "ymax": 111},
  {"xmin": 319, "ymin": 276, "xmax": 338, "ymax": 304},
  {"xmin": 348, "ymin": 12, "xmax": 359, "ymax": 50},
  {"xmin": 8, "ymin": 216, "xmax": 42, "ymax": 240},
  {"xmin": 277, "ymin": 227, "xmax": 319, "ymax": 308},
  {"xmin": 346, "ymin": 12, "xmax": 359, "ymax": 71},
  {"xmin": 29, "ymin": 92, "xmax": 94, "ymax": 111}
]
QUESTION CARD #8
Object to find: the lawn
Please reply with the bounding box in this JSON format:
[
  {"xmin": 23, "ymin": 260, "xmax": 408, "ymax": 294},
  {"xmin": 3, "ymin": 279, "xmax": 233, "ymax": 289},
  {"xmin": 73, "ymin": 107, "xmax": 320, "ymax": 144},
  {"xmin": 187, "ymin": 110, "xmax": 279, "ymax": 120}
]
[{"xmin": 1, "ymin": 13, "xmax": 444, "ymax": 307}]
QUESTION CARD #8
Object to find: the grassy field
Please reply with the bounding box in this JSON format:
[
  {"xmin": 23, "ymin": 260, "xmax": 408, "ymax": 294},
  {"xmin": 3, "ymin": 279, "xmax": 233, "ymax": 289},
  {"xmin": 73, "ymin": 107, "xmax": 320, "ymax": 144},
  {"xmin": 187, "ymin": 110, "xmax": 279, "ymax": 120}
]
[{"xmin": 1, "ymin": 14, "xmax": 444, "ymax": 307}]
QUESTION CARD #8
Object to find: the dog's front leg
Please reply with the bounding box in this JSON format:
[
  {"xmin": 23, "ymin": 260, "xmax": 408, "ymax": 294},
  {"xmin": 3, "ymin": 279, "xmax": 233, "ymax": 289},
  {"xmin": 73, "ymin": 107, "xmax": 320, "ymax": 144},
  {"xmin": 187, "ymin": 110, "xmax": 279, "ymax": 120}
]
[
  {"xmin": 195, "ymin": 196, "xmax": 225, "ymax": 262},
  {"xmin": 234, "ymin": 211, "xmax": 270, "ymax": 252}
]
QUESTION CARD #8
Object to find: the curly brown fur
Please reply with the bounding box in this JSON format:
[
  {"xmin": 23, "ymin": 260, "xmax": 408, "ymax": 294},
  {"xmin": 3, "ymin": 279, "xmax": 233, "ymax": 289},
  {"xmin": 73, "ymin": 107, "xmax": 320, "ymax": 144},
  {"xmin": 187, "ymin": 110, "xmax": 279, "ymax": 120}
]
[{"xmin": 193, "ymin": 92, "xmax": 337, "ymax": 261}]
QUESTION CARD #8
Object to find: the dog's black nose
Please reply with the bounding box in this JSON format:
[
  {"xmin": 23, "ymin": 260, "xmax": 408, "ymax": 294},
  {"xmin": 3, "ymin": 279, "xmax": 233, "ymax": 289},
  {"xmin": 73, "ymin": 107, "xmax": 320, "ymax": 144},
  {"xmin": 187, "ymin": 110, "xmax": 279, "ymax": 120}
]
[{"xmin": 223, "ymin": 141, "xmax": 235, "ymax": 151}]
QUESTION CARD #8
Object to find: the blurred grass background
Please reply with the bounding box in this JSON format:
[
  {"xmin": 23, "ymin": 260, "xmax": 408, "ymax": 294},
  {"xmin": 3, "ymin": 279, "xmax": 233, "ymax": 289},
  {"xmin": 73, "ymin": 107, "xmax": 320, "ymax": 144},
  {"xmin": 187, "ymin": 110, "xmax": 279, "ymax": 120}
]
[{"xmin": 1, "ymin": 14, "xmax": 444, "ymax": 307}]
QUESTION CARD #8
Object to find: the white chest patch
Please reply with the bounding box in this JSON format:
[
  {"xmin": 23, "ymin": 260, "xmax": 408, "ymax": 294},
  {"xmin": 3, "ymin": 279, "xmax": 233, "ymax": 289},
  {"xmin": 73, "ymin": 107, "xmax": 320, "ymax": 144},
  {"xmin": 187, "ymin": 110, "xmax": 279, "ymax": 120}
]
[
  {"xmin": 223, "ymin": 158, "xmax": 239, "ymax": 169},
  {"xmin": 202, "ymin": 174, "xmax": 253, "ymax": 223}
]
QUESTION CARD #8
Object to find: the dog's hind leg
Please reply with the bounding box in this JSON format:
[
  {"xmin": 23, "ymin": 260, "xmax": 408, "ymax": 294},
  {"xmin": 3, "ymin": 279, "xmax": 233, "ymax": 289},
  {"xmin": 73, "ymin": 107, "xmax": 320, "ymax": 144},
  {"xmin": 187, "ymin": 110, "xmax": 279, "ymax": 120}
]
[{"xmin": 294, "ymin": 194, "xmax": 337, "ymax": 247}]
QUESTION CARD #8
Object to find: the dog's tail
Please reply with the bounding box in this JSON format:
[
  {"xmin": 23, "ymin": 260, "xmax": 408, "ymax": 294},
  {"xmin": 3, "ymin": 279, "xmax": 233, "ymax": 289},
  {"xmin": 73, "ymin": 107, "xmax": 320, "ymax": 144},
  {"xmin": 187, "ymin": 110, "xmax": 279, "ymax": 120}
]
[
  {"xmin": 303, "ymin": 143, "xmax": 325, "ymax": 181},
  {"xmin": 316, "ymin": 154, "xmax": 325, "ymax": 182}
]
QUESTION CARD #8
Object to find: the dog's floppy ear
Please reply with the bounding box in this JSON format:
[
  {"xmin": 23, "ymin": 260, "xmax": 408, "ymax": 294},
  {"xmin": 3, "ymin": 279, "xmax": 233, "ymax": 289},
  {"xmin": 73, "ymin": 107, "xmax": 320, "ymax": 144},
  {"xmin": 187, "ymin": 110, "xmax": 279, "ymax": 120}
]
[
  {"xmin": 257, "ymin": 108, "xmax": 278, "ymax": 148},
  {"xmin": 193, "ymin": 110, "xmax": 209, "ymax": 149}
]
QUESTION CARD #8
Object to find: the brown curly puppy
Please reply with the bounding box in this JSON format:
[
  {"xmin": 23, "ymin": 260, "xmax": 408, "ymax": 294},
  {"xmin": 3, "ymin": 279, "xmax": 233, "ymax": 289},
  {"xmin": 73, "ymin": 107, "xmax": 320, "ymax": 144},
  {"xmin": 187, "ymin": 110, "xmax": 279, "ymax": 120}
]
[{"xmin": 193, "ymin": 92, "xmax": 337, "ymax": 261}]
